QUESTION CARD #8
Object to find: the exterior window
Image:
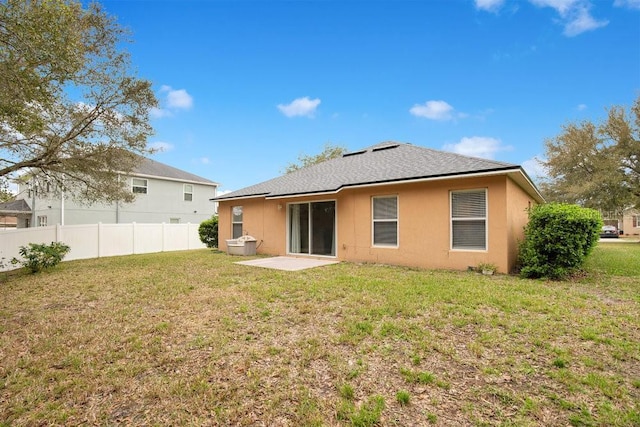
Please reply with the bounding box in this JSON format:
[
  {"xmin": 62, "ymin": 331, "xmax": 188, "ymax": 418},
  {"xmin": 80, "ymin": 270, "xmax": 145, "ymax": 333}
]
[
  {"xmin": 451, "ymin": 189, "xmax": 487, "ymax": 250},
  {"xmin": 132, "ymin": 178, "xmax": 148, "ymax": 194},
  {"xmin": 170, "ymin": 218, "xmax": 180, "ymax": 224},
  {"xmin": 372, "ymin": 196, "xmax": 398, "ymax": 246},
  {"xmin": 184, "ymin": 184, "xmax": 193, "ymax": 201},
  {"xmin": 37, "ymin": 215, "xmax": 47, "ymax": 227},
  {"xmin": 633, "ymin": 215, "xmax": 639, "ymax": 228},
  {"xmin": 232, "ymin": 206, "xmax": 243, "ymax": 239}
]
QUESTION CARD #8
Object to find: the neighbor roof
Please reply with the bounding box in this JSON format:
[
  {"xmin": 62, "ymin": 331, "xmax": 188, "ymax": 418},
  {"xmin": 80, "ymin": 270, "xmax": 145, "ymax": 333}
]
[
  {"xmin": 213, "ymin": 141, "xmax": 544, "ymax": 202},
  {"xmin": 133, "ymin": 157, "xmax": 217, "ymax": 186},
  {"xmin": 0, "ymin": 199, "xmax": 31, "ymax": 214}
]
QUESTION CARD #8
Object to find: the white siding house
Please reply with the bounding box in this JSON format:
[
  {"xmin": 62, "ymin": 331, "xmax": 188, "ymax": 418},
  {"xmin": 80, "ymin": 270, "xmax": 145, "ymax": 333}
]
[{"xmin": 8, "ymin": 157, "xmax": 218, "ymax": 227}]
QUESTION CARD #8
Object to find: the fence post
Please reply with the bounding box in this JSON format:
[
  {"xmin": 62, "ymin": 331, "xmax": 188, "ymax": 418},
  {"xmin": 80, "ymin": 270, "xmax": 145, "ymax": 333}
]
[
  {"xmin": 132, "ymin": 222, "xmax": 137, "ymax": 254},
  {"xmin": 98, "ymin": 222, "xmax": 102, "ymax": 258},
  {"xmin": 162, "ymin": 222, "xmax": 166, "ymax": 252},
  {"xmin": 56, "ymin": 223, "xmax": 62, "ymax": 243}
]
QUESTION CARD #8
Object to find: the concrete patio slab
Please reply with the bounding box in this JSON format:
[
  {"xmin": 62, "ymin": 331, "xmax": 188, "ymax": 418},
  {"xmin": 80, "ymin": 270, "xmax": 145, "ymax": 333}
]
[{"xmin": 235, "ymin": 256, "xmax": 339, "ymax": 271}]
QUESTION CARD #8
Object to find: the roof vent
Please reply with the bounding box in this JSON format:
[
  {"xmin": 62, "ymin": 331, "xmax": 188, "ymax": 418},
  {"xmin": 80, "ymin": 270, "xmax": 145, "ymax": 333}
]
[
  {"xmin": 372, "ymin": 143, "xmax": 400, "ymax": 152},
  {"xmin": 342, "ymin": 149, "xmax": 367, "ymax": 157}
]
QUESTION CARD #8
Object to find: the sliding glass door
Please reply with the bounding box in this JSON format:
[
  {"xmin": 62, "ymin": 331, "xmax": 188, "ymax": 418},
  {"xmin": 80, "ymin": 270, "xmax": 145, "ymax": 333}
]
[{"xmin": 288, "ymin": 201, "xmax": 335, "ymax": 256}]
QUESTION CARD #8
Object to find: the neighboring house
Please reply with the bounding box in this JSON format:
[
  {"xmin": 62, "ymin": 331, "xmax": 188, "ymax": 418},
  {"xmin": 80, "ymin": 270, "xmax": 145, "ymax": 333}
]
[
  {"xmin": 0, "ymin": 199, "xmax": 26, "ymax": 229},
  {"xmin": 5, "ymin": 157, "xmax": 218, "ymax": 227},
  {"xmin": 213, "ymin": 141, "xmax": 544, "ymax": 274},
  {"xmin": 621, "ymin": 208, "xmax": 640, "ymax": 236}
]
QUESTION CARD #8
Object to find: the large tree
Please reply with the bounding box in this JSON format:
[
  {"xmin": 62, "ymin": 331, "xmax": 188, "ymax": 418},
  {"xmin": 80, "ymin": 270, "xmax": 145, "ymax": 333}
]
[
  {"xmin": 541, "ymin": 95, "xmax": 640, "ymax": 213},
  {"xmin": 282, "ymin": 142, "xmax": 347, "ymax": 174},
  {"xmin": 0, "ymin": 0, "xmax": 157, "ymax": 204}
]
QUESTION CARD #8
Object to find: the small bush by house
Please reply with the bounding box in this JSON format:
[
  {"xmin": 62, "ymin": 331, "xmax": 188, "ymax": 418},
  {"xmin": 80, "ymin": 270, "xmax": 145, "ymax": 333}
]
[
  {"xmin": 199, "ymin": 215, "xmax": 219, "ymax": 248},
  {"xmin": 518, "ymin": 203, "xmax": 602, "ymax": 280}
]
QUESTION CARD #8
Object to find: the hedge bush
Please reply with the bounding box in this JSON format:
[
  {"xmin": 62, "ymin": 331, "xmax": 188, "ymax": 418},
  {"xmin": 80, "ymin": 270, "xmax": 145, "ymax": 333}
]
[
  {"xmin": 198, "ymin": 215, "xmax": 219, "ymax": 248},
  {"xmin": 12, "ymin": 242, "xmax": 71, "ymax": 273},
  {"xmin": 518, "ymin": 203, "xmax": 602, "ymax": 279}
]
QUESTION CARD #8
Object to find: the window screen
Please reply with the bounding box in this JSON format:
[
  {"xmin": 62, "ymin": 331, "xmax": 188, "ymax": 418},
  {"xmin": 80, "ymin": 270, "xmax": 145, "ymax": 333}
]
[
  {"xmin": 232, "ymin": 206, "xmax": 243, "ymax": 239},
  {"xmin": 132, "ymin": 178, "xmax": 148, "ymax": 194},
  {"xmin": 451, "ymin": 190, "xmax": 486, "ymax": 250},
  {"xmin": 373, "ymin": 196, "xmax": 398, "ymax": 246}
]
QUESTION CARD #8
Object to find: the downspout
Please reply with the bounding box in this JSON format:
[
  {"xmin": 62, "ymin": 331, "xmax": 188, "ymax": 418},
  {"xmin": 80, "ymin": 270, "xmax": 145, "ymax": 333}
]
[
  {"xmin": 30, "ymin": 180, "xmax": 37, "ymax": 227},
  {"xmin": 60, "ymin": 185, "xmax": 65, "ymax": 226}
]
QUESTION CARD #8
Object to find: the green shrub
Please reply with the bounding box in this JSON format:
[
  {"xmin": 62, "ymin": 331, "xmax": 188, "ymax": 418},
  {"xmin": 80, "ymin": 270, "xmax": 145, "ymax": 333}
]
[
  {"xmin": 12, "ymin": 242, "xmax": 70, "ymax": 273},
  {"xmin": 198, "ymin": 215, "xmax": 219, "ymax": 248},
  {"xmin": 518, "ymin": 203, "xmax": 602, "ymax": 279}
]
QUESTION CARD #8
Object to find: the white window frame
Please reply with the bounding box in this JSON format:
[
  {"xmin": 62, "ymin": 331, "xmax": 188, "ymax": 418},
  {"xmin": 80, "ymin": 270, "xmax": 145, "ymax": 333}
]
[
  {"xmin": 37, "ymin": 215, "xmax": 47, "ymax": 227},
  {"xmin": 450, "ymin": 189, "xmax": 488, "ymax": 251},
  {"xmin": 633, "ymin": 215, "xmax": 639, "ymax": 228},
  {"xmin": 183, "ymin": 184, "xmax": 193, "ymax": 202},
  {"xmin": 372, "ymin": 195, "xmax": 399, "ymax": 248},
  {"xmin": 232, "ymin": 206, "xmax": 243, "ymax": 239},
  {"xmin": 132, "ymin": 178, "xmax": 148, "ymax": 194}
]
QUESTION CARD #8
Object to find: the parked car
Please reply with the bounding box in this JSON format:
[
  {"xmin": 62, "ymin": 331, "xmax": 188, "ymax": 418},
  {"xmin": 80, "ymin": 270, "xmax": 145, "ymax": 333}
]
[{"xmin": 600, "ymin": 225, "xmax": 619, "ymax": 238}]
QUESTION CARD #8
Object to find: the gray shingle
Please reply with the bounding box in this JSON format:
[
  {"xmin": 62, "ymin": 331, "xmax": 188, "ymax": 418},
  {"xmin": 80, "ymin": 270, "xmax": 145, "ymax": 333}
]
[
  {"xmin": 214, "ymin": 141, "xmax": 520, "ymax": 200},
  {"xmin": 0, "ymin": 199, "xmax": 31, "ymax": 213},
  {"xmin": 134, "ymin": 157, "xmax": 217, "ymax": 185}
]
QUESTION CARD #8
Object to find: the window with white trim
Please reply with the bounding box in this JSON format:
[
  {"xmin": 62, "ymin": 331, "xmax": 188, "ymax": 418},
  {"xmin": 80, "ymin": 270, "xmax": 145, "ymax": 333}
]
[
  {"xmin": 232, "ymin": 206, "xmax": 243, "ymax": 239},
  {"xmin": 37, "ymin": 215, "xmax": 47, "ymax": 227},
  {"xmin": 372, "ymin": 195, "xmax": 398, "ymax": 246},
  {"xmin": 132, "ymin": 178, "xmax": 148, "ymax": 194},
  {"xmin": 451, "ymin": 189, "xmax": 487, "ymax": 250},
  {"xmin": 633, "ymin": 215, "xmax": 639, "ymax": 228},
  {"xmin": 183, "ymin": 184, "xmax": 193, "ymax": 201}
]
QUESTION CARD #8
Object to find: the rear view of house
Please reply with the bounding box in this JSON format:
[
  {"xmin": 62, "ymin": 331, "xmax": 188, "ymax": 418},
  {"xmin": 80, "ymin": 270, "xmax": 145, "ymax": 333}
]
[{"xmin": 213, "ymin": 141, "xmax": 544, "ymax": 274}]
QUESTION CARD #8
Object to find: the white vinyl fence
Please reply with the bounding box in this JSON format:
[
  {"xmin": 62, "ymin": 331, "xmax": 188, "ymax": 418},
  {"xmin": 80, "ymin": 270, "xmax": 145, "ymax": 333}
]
[{"xmin": 0, "ymin": 223, "xmax": 205, "ymax": 271}]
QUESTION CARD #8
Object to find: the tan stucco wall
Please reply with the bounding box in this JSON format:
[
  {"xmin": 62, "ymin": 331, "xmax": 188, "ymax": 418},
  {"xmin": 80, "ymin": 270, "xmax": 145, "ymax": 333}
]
[
  {"xmin": 505, "ymin": 177, "xmax": 537, "ymax": 272},
  {"xmin": 218, "ymin": 175, "xmax": 537, "ymax": 273}
]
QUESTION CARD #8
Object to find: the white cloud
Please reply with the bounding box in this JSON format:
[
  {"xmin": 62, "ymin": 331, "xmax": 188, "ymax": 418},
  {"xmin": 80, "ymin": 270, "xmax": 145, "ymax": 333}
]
[
  {"xmin": 443, "ymin": 136, "xmax": 512, "ymax": 159},
  {"xmin": 151, "ymin": 85, "xmax": 194, "ymax": 118},
  {"xmin": 148, "ymin": 141, "xmax": 174, "ymax": 152},
  {"xmin": 166, "ymin": 89, "xmax": 193, "ymax": 110},
  {"xmin": 410, "ymin": 100, "xmax": 459, "ymax": 121},
  {"xmin": 614, "ymin": 0, "xmax": 640, "ymax": 9},
  {"xmin": 522, "ymin": 157, "xmax": 549, "ymax": 180},
  {"xmin": 577, "ymin": 103, "xmax": 587, "ymax": 111},
  {"xmin": 529, "ymin": 0, "xmax": 608, "ymax": 36},
  {"xmin": 277, "ymin": 97, "xmax": 321, "ymax": 118},
  {"xmin": 475, "ymin": 0, "xmax": 505, "ymax": 12},
  {"xmin": 149, "ymin": 107, "xmax": 171, "ymax": 119},
  {"xmin": 199, "ymin": 157, "xmax": 210, "ymax": 165},
  {"xmin": 563, "ymin": 5, "xmax": 609, "ymax": 36},
  {"xmin": 478, "ymin": 0, "xmax": 609, "ymax": 36}
]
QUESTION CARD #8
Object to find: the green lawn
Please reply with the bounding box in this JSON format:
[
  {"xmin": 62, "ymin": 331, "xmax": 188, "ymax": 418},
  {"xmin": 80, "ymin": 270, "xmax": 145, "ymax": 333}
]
[{"xmin": 0, "ymin": 243, "xmax": 638, "ymax": 426}]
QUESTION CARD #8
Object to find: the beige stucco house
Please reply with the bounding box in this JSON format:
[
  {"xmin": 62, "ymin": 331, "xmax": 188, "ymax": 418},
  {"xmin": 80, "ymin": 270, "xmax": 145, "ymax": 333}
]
[{"xmin": 213, "ymin": 142, "xmax": 544, "ymax": 273}]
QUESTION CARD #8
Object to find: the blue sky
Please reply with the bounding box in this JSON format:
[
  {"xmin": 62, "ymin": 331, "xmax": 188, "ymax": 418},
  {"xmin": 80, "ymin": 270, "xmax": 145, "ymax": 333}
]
[{"xmin": 100, "ymin": 0, "xmax": 640, "ymax": 194}]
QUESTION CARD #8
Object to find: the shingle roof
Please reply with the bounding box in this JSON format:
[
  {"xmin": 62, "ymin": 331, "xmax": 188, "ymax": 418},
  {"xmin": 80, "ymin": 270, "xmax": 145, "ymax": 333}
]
[
  {"xmin": 0, "ymin": 198, "xmax": 31, "ymax": 213},
  {"xmin": 214, "ymin": 141, "xmax": 540, "ymax": 201},
  {"xmin": 133, "ymin": 157, "xmax": 217, "ymax": 185}
]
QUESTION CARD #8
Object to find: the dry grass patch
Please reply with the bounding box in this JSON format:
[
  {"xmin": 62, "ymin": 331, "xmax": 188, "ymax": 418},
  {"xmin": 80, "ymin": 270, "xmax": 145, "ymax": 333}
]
[{"xmin": 0, "ymin": 247, "xmax": 639, "ymax": 426}]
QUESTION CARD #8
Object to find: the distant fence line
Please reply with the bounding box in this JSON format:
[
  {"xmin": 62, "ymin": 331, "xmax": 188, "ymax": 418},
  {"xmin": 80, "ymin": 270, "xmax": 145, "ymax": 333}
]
[{"xmin": 0, "ymin": 223, "xmax": 205, "ymax": 271}]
